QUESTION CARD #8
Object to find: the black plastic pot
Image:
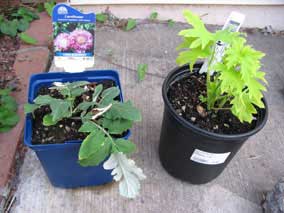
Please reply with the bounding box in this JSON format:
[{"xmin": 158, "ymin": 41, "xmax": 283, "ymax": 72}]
[{"xmin": 159, "ymin": 63, "xmax": 268, "ymax": 184}]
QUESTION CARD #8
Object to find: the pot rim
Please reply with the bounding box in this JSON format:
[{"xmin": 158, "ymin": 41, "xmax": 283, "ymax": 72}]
[{"xmin": 162, "ymin": 63, "xmax": 269, "ymax": 141}]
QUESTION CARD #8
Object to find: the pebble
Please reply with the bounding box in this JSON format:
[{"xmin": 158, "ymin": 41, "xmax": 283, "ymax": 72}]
[
  {"xmin": 176, "ymin": 109, "xmax": 182, "ymax": 115},
  {"xmin": 196, "ymin": 105, "xmax": 207, "ymax": 117},
  {"xmin": 65, "ymin": 126, "xmax": 71, "ymax": 132},
  {"xmin": 224, "ymin": 123, "xmax": 230, "ymax": 128},
  {"xmin": 181, "ymin": 105, "xmax": 186, "ymax": 112},
  {"xmin": 191, "ymin": 117, "xmax": 196, "ymax": 122},
  {"xmin": 213, "ymin": 125, "xmax": 219, "ymax": 130}
]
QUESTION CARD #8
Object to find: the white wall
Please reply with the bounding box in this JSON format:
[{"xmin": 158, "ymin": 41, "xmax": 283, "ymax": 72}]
[{"xmin": 70, "ymin": 3, "xmax": 284, "ymax": 30}]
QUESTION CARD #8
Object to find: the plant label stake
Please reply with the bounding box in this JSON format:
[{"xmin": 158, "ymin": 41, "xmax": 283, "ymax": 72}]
[
  {"xmin": 52, "ymin": 4, "xmax": 95, "ymax": 72},
  {"xmin": 199, "ymin": 11, "xmax": 245, "ymax": 74}
]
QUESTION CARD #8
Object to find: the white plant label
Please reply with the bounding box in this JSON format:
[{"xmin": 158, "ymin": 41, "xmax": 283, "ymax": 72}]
[
  {"xmin": 199, "ymin": 11, "xmax": 245, "ymax": 74},
  {"xmin": 190, "ymin": 149, "xmax": 231, "ymax": 165}
]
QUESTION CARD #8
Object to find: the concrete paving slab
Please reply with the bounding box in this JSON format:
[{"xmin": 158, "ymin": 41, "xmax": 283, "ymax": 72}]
[{"xmin": 12, "ymin": 23, "xmax": 284, "ymax": 212}]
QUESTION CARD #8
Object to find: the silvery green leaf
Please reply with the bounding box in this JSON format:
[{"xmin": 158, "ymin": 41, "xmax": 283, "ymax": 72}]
[
  {"xmin": 103, "ymin": 153, "xmax": 146, "ymax": 199},
  {"xmin": 93, "ymin": 84, "xmax": 103, "ymax": 102}
]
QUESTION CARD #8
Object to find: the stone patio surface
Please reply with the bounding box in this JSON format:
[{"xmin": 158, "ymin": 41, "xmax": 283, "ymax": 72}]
[{"xmin": 11, "ymin": 23, "xmax": 284, "ymax": 213}]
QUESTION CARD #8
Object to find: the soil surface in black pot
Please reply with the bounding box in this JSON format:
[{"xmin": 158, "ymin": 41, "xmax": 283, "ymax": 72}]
[
  {"xmin": 32, "ymin": 80, "xmax": 119, "ymax": 145},
  {"xmin": 168, "ymin": 72, "xmax": 260, "ymax": 134}
]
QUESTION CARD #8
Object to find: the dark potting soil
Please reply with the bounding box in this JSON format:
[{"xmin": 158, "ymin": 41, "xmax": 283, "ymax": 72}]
[
  {"xmin": 32, "ymin": 80, "xmax": 117, "ymax": 145},
  {"xmin": 167, "ymin": 72, "xmax": 259, "ymax": 134}
]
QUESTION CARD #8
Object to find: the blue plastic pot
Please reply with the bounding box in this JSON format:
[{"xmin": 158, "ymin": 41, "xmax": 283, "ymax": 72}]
[{"xmin": 24, "ymin": 70, "xmax": 130, "ymax": 188}]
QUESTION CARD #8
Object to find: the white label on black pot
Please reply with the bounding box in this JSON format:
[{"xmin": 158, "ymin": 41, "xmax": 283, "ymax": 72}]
[{"xmin": 190, "ymin": 149, "xmax": 231, "ymax": 165}]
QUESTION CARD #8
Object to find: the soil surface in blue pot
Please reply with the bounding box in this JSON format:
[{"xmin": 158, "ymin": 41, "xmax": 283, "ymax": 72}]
[{"xmin": 31, "ymin": 80, "xmax": 125, "ymax": 144}]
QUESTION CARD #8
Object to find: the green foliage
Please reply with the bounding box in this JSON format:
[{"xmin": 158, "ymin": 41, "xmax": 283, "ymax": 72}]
[
  {"xmin": 0, "ymin": 6, "xmax": 38, "ymax": 44},
  {"xmin": 167, "ymin": 19, "xmax": 175, "ymax": 27},
  {"xmin": 24, "ymin": 81, "xmax": 143, "ymax": 197},
  {"xmin": 149, "ymin": 12, "xmax": 158, "ymax": 20},
  {"xmin": 0, "ymin": 89, "xmax": 19, "ymax": 132},
  {"xmin": 44, "ymin": 1, "xmax": 56, "ymax": 17},
  {"xmin": 24, "ymin": 81, "xmax": 141, "ymax": 166},
  {"xmin": 125, "ymin": 19, "xmax": 137, "ymax": 31},
  {"xmin": 137, "ymin": 64, "xmax": 148, "ymax": 81},
  {"xmin": 96, "ymin": 13, "xmax": 108, "ymax": 23},
  {"xmin": 176, "ymin": 10, "xmax": 267, "ymax": 123},
  {"xmin": 19, "ymin": 32, "xmax": 38, "ymax": 44}
]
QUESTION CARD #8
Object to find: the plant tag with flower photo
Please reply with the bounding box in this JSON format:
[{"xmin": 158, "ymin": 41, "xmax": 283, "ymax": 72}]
[{"xmin": 52, "ymin": 4, "xmax": 95, "ymax": 72}]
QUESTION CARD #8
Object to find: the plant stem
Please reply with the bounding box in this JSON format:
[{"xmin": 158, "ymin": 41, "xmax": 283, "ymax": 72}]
[
  {"xmin": 206, "ymin": 45, "xmax": 216, "ymax": 110},
  {"xmin": 212, "ymin": 107, "xmax": 231, "ymax": 110},
  {"xmin": 91, "ymin": 121, "xmax": 119, "ymax": 150}
]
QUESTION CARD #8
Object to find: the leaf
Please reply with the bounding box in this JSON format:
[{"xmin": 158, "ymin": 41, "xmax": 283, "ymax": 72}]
[
  {"xmin": 113, "ymin": 139, "xmax": 136, "ymax": 154},
  {"xmin": 19, "ymin": 32, "xmax": 38, "ymax": 45},
  {"xmin": 137, "ymin": 64, "xmax": 148, "ymax": 81},
  {"xmin": 167, "ymin": 19, "xmax": 175, "ymax": 27},
  {"xmin": 0, "ymin": 92, "xmax": 19, "ymax": 132},
  {"xmin": 176, "ymin": 45, "xmax": 211, "ymax": 71},
  {"xmin": 76, "ymin": 101, "xmax": 95, "ymax": 113},
  {"xmin": 0, "ymin": 20, "xmax": 18, "ymax": 37},
  {"xmin": 149, "ymin": 12, "xmax": 158, "ymax": 20},
  {"xmin": 78, "ymin": 128, "xmax": 112, "ymax": 166},
  {"xmin": 37, "ymin": 3, "xmax": 45, "ymax": 13},
  {"xmin": 79, "ymin": 121, "xmax": 98, "ymax": 133},
  {"xmin": 125, "ymin": 19, "xmax": 136, "ymax": 31},
  {"xmin": 17, "ymin": 7, "xmax": 39, "ymax": 20},
  {"xmin": 105, "ymin": 101, "xmax": 142, "ymax": 122},
  {"xmin": 68, "ymin": 81, "xmax": 89, "ymax": 89},
  {"xmin": 180, "ymin": 10, "xmax": 214, "ymax": 49},
  {"xmin": 49, "ymin": 99, "xmax": 71, "ymax": 122},
  {"xmin": 43, "ymin": 114, "xmax": 57, "ymax": 126},
  {"xmin": 103, "ymin": 153, "xmax": 146, "ymax": 199},
  {"xmin": 0, "ymin": 89, "xmax": 10, "ymax": 96},
  {"xmin": 34, "ymin": 95, "xmax": 54, "ymax": 105},
  {"xmin": 70, "ymin": 87, "xmax": 85, "ymax": 97},
  {"xmin": 44, "ymin": 2, "xmax": 56, "ymax": 17},
  {"xmin": 93, "ymin": 84, "xmax": 103, "ymax": 102},
  {"xmin": 5, "ymin": 113, "xmax": 19, "ymax": 126},
  {"xmin": 0, "ymin": 126, "xmax": 13, "ymax": 133},
  {"xmin": 99, "ymin": 87, "xmax": 120, "ymax": 106},
  {"xmin": 102, "ymin": 117, "xmax": 133, "ymax": 134},
  {"xmin": 17, "ymin": 19, "xmax": 30, "ymax": 32},
  {"xmin": 96, "ymin": 13, "xmax": 107, "ymax": 23},
  {"xmin": 231, "ymin": 94, "xmax": 257, "ymax": 123},
  {"xmin": 24, "ymin": 103, "xmax": 39, "ymax": 114},
  {"xmin": 1, "ymin": 95, "xmax": 17, "ymax": 111}
]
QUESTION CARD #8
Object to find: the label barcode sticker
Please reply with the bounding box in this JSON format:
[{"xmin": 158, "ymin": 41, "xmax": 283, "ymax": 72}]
[{"xmin": 190, "ymin": 149, "xmax": 231, "ymax": 165}]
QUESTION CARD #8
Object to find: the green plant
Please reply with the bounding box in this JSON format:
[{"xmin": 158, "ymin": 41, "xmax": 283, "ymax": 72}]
[
  {"xmin": 167, "ymin": 19, "xmax": 175, "ymax": 27},
  {"xmin": 137, "ymin": 64, "xmax": 148, "ymax": 81},
  {"xmin": 0, "ymin": 6, "xmax": 38, "ymax": 44},
  {"xmin": 24, "ymin": 81, "xmax": 145, "ymax": 198},
  {"xmin": 176, "ymin": 10, "xmax": 267, "ymax": 123},
  {"xmin": 96, "ymin": 13, "xmax": 108, "ymax": 23},
  {"xmin": 125, "ymin": 18, "xmax": 136, "ymax": 31},
  {"xmin": 44, "ymin": 0, "xmax": 56, "ymax": 17},
  {"xmin": 0, "ymin": 89, "xmax": 19, "ymax": 132},
  {"xmin": 149, "ymin": 11, "xmax": 158, "ymax": 20}
]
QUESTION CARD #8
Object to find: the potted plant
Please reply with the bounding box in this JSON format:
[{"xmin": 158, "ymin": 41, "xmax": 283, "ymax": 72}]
[
  {"xmin": 24, "ymin": 70, "xmax": 145, "ymax": 198},
  {"xmin": 159, "ymin": 10, "xmax": 268, "ymax": 184}
]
